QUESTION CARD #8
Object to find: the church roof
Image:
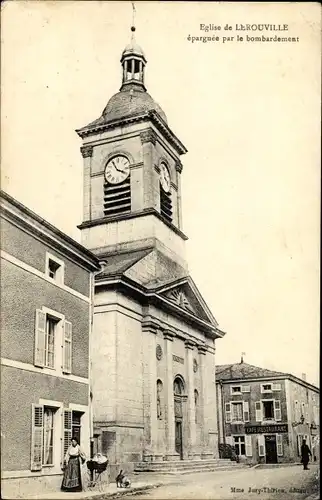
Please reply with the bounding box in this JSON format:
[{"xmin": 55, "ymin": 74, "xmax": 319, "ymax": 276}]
[
  {"xmin": 95, "ymin": 248, "xmax": 152, "ymax": 278},
  {"xmin": 101, "ymin": 84, "xmax": 167, "ymax": 125},
  {"xmin": 77, "ymin": 27, "xmax": 169, "ymax": 134},
  {"xmin": 94, "ymin": 246, "xmax": 224, "ymax": 339},
  {"xmin": 216, "ymin": 362, "xmax": 286, "ymax": 381}
]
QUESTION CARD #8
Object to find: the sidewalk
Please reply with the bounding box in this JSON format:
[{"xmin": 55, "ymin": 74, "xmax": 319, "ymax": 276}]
[{"xmin": 3, "ymin": 478, "xmax": 165, "ymax": 500}]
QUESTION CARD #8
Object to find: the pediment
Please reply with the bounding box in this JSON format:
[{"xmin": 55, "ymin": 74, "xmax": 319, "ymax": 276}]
[{"xmin": 156, "ymin": 277, "xmax": 218, "ymax": 327}]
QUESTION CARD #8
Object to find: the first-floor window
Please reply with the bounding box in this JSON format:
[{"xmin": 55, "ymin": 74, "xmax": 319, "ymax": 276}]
[
  {"xmin": 231, "ymin": 402, "xmax": 243, "ymax": 422},
  {"xmin": 45, "ymin": 316, "xmax": 57, "ymax": 369},
  {"xmin": 43, "ymin": 407, "xmax": 55, "ymax": 465},
  {"xmin": 34, "ymin": 309, "xmax": 72, "ymax": 374},
  {"xmin": 263, "ymin": 400, "xmax": 274, "ymax": 419},
  {"xmin": 234, "ymin": 436, "xmax": 245, "ymax": 455}
]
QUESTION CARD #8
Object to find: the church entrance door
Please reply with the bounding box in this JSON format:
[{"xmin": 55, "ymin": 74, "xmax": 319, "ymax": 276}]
[
  {"xmin": 174, "ymin": 376, "xmax": 185, "ymax": 460},
  {"xmin": 175, "ymin": 420, "xmax": 183, "ymax": 459}
]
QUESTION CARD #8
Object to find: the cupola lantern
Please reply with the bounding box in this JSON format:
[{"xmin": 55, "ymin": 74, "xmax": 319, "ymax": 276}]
[{"xmin": 120, "ymin": 25, "xmax": 147, "ymax": 91}]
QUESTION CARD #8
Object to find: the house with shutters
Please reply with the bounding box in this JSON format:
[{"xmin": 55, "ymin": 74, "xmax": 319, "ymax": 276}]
[
  {"xmin": 216, "ymin": 360, "xmax": 320, "ymax": 465},
  {"xmin": 0, "ymin": 191, "xmax": 100, "ymax": 497}
]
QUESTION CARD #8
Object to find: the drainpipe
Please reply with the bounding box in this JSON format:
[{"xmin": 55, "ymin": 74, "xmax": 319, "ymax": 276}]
[
  {"xmin": 220, "ymin": 381, "xmax": 226, "ymax": 446},
  {"xmin": 89, "ymin": 261, "xmax": 106, "ymax": 459}
]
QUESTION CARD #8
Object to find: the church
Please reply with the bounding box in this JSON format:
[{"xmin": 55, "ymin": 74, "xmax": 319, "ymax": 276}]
[{"xmin": 76, "ymin": 26, "xmax": 226, "ymax": 468}]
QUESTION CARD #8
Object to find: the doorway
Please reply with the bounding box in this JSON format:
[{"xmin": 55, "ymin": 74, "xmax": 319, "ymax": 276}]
[
  {"xmin": 265, "ymin": 435, "xmax": 277, "ymax": 463},
  {"xmin": 173, "ymin": 376, "xmax": 185, "ymax": 460},
  {"xmin": 175, "ymin": 420, "xmax": 183, "ymax": 459}
]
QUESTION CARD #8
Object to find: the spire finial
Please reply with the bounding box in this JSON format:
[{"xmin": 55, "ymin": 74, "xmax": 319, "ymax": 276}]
[{"xmin": 131, "ymin": 2, "xmax": 136, "ymax": 37}]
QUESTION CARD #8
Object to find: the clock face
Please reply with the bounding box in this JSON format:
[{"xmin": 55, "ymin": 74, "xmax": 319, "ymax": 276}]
[
  {"xmin": 105, "ymin": 155, "xmax": 130, "ymax": 184},
  {"xmin": 160, "ymin": 163, "xmax": 171, "ymax": 193}
]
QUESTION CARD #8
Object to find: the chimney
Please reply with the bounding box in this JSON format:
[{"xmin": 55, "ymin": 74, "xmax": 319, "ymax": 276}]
[
  {"xmin": 240, "ymin": 352, "xmax": 246, "ymax": 364},
  {"xmin": 302, "ymin": 373, "xmax": 306, "ymax": 381}
]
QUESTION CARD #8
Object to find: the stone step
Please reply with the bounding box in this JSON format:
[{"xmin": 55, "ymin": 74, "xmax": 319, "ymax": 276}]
[
  {"xmin": 135, "ymin": 462, "xmax": 233, "ymax": 471},
  {"xmin": 134, "ymin": 463, "xmax": 245, "ymax": 474},
  {"xmin": 135, "ymin": 459, "xmax": 233, "ymax": 469},
  {"xmin": 169, "ymin": 464, "xmax": 246, "ymax": 475},
  {"xmin": 134, "ymin": 459, "xmax": 240, "ymax": 473}
]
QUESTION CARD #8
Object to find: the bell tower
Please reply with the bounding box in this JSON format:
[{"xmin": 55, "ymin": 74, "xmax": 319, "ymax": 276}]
[
  {"xmin": 77, "ymin": 25, "xmax": 188, "ymax": 269},
  {"xmin": 76, "ymin": 14, "xmax": 224, "ymax": 468}
]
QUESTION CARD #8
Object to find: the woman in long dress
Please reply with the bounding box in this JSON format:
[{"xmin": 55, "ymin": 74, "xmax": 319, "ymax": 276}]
[{"xmin": 61, "ymin": 437, "xmax": 86, "ymax": 492}]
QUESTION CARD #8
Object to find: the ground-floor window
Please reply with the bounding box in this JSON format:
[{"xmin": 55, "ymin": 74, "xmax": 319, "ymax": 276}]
[
  {"xmin": 72, "ymin": 411, "xmax": 83, "ymax": 444},
  {"xmin": 31, "ymin": 404, "xmax": 86, "ymax": 472},
  {"xmin": 43, "ymin": 407, "xmax": 56, "ymax": 466},
  {"xmin": 233, "ymin": 435, "xmax": 245, "ymax": 455}
]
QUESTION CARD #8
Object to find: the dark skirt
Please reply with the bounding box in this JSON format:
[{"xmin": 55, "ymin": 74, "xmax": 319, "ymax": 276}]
[{"xmin": 61, "ymin": 456, "xmax": 82, "ymax": 492}]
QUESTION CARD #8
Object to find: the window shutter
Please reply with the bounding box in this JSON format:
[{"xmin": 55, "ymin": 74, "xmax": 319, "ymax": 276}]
[
  {"xmin": 274, "ymin": 400, "xmax": 282, "ymax": 421},
  {"xmin": 294, "ymin": 400, "xmax": 300, "ymax": 421},
  {"xmin": 245, "ymin": 435, "xmax": 252, "ymax": 456},
  {"xmin": 31, "ymin": 404, "xmax": 43, "ymax": 471},
  {"xmin": 34, "ymin": 310, "xmax": 46, "ymax": 367},
  {"xmin": 242, "ymin": 385, "xmax": 250, "ymax": 393},
  {"xmin": 225, "ymin": 435, "xmax": 233, "ymax": 446},
  {"xmin": 272, "ymin": 383, "xmax": 281, "ymax": 391},
  {"xmin": 62, "ymin": 321, "xmax": 72, "ymax": 374},
  {"xmin": 255, "ymin": 401, "xmax": 262, "ymax": 422},
  {"xmin": 243, "ymin": 401, "xmax": 250, "ymax": 422},
  {"xmin": 258, "ymin": 435, "xmax": 265, "ymax": 457},
  {"xmin": 225, "ymin": 403, "xmax": 231, "ymax": 423},
  {"xmin": 62, "ymin": 409, "xmax": 72, "ymax": 462},
  {"xmin": 276, "ymin": 434, "xmax": 283, "ymax": 456}
]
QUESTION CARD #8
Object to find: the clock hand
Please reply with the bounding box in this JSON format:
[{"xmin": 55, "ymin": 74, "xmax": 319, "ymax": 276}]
[{"xmin": 111, "ymin": 161, "xmax": 125, "ymax": 173}]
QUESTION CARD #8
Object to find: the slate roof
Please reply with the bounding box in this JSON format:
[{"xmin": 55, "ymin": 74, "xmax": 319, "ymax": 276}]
[
  {"xmin": 96, "ymin": 248, "xmax": 152, "ymax": 279},
  {"xmin": 216, "ymin": 362, "xmax": 286, "ymax": 381},
  {"xmin": 83, "ymin": 84, "xmax": 167, "ymax": 130}
]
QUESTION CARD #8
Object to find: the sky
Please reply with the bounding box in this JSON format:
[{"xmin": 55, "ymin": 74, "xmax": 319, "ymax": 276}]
[{"xmin": 1, "ymin": 2, "xmax": 320, "ymax": 386}]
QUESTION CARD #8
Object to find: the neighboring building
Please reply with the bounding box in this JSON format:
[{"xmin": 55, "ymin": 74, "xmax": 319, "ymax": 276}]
[
  {"xmin": 76, "ymin": 28, "xmax": 225, "ymax": 469},
  {"xmin": 1, "ymin": 191, "xmax": 99, "ymax": 497},
  {"xmin": 216, "ymin": 361, "xmax": 320, "ymax": 465}
]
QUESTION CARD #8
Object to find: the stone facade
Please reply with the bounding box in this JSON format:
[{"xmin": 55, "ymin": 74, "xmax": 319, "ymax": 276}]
[
  {"xmin": 76, "ymin": 32, "xmax": 225, "ymax": 473},
  {"xmin": 216, "ymin": 362, "xmax": 320, "ymax": 465},
  {"xmin": 0, "ymin": 191, "xmax": 99, "ymax": 498}
]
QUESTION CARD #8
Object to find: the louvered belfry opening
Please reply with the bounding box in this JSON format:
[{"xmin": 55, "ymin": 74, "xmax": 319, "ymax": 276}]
[
  {"xmin": 160, "ymin": 184, "xmax": 172, "ymax": 223},
  {"xmin": 103, "ymin": 176, "xmax": 131, "ymax": 217}
]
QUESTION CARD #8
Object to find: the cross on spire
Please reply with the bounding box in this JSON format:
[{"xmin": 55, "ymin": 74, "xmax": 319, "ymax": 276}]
[{"xmin": 131, "ymin": 2, "xmax": 136, "ymax": 37}]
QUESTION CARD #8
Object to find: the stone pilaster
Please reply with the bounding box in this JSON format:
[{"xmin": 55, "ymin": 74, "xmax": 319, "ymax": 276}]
[
  {"xmin": 163, "ymin": 329, "xmax": 179, "ymax": 461},
  {"xmin": 185, "ymin": 339, "xmax": 198, "ymax": 459},
  {"xmin": 198, "ymin": 344, "xmax": 213, "ymax": 459},
  {"xmin": 80, "ymin": 145, "xmax": 93, "ymax": 221},
  {"xmin": 140, "ymin": 129, "xmax": 159, "ymax": 211},
  {"xmin": 142, "ymin": 318, "xmax": 163, "ymax": 462}
]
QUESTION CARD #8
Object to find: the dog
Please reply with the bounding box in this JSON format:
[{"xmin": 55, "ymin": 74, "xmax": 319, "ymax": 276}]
[{"xmin": 115, "ymin": 470, "xmax": 131, "ymax": 488}]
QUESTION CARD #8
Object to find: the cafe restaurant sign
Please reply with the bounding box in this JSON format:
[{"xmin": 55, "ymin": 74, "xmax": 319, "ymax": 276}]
[{"xmin": 245, "ymin": 424, "xmax": 288, "ymax": 435}]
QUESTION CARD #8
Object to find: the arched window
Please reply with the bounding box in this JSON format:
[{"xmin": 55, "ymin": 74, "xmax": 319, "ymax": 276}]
[
  {"xmin": 173, "ymin": 376, "xmax": 185, "ymax": 420},
  {"xmin": 194, "ymin": 389, "xmax": 199, "ymax": 424},
  {"xmin": 173, "ymin": 377, "xmax": 184, "ymax": 396},
  {"xmin": 157, "ymin": 380, "xmax": 163, "ymax": 420},
  {"xmin": 159, "ymin": 162, "xmax": 172, "ymax": 223}
]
